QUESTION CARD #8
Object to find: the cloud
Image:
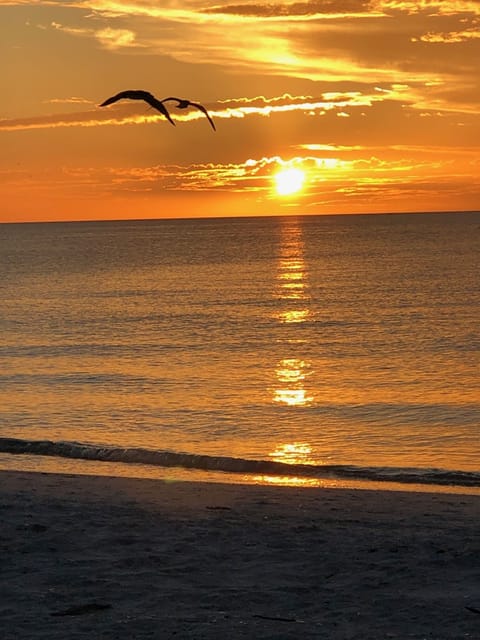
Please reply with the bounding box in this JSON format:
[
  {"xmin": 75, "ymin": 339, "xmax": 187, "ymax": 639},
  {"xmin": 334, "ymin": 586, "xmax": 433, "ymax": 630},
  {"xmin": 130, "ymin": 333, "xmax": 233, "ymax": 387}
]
[
  {"xmin": 45, "ymin": 97, "xmax": 95, "ymax": 105},
  {"xmin": 373, "ymin": 1, "xmax": 480, "ymax": 15},
  {"xmin": 0, "ymin": 109, "xmax": 134, "ymax": 132},
  {"xmin": 201, "ymin": 1, "xmax": 375, "ymax": 19},
  {"xmin": 416, "ymin": 27, "xmax": 480, "ymax": 42},
  {"xmin": 297, "ymin": 143, "xmax": 365, "ymax": 151},
  {"xmin": 22, "ymin": 0, "xmax": 478, "ymax": 115},
  {"xmin": 48, "ymin": 20, "xmax": 138, "ymax": 49},
  {"xmin": 95, "ymin": 26, "xmax": 137, "ymax": 48},
  {"xmin": 52, "ymin": 153, "xmax": 476, "ymax": 197},
  {"xmin": 0, "ymin": 90, "xmax": 382, "ymax": 132}
]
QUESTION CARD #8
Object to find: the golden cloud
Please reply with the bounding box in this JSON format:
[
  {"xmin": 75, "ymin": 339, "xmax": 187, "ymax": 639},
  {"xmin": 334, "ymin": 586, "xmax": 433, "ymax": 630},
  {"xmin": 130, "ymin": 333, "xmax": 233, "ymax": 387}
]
[
  {"xmin": 0, "ymin": 90, "xmax": 393, "ymax": 132},
  {"xmin": 417, "ymin": 27, "xmax": 480, "ymax": 42}
]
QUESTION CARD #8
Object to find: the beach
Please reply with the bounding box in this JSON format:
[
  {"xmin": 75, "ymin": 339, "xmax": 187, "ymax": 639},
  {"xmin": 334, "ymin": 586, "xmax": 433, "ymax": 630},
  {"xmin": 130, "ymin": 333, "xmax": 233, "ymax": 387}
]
[{"xmin": 1, "ymin": 471, "xmax": 479, "ymax": 639}]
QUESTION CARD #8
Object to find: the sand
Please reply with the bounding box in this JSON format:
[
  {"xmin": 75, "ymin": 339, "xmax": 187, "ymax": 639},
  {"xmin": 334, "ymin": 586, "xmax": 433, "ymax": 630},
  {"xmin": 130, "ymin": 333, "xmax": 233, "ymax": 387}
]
[{"xmin": 1, "ymin": 471, "xmax": 479, "ymax": 639}]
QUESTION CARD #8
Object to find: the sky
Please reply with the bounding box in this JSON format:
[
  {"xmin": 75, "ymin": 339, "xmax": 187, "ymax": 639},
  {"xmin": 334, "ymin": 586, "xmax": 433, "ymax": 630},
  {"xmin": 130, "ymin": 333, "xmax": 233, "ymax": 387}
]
[{"xmin": 1, "ymin": 0, "xmax": 479, "ymax": 222}]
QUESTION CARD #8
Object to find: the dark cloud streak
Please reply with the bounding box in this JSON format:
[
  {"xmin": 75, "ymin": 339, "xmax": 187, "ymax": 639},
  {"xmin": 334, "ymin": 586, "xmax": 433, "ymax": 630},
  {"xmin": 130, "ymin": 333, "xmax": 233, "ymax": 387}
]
[{"xmin": 202, "ymin": 0, "xmax": 373, "ymax": 18}]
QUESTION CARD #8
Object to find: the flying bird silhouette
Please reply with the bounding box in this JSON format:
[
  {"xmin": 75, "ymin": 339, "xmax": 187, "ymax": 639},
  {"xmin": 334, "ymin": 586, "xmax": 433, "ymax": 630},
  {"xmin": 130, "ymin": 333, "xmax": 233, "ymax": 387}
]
[
  {"xmin": 99, "ymin": 90, "xmax": 175, "ymax": 126},
  {"xmin": 161, "ymin": 97, "xmax": 216, "ymax": 131}
]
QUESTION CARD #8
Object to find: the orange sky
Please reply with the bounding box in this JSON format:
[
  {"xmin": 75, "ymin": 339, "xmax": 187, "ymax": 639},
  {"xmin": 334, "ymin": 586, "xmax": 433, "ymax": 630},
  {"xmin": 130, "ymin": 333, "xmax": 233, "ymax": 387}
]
[{"xmin": 1, "ymin": 0, "xmax": 479, "ymax": 222}]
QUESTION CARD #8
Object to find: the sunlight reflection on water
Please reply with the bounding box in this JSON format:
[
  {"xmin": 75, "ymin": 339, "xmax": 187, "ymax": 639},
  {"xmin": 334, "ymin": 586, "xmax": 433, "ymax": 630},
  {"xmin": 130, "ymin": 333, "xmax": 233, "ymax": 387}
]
[{"xmin": 273, "ymin": 219, "xmax": 315, "ymax": 408}]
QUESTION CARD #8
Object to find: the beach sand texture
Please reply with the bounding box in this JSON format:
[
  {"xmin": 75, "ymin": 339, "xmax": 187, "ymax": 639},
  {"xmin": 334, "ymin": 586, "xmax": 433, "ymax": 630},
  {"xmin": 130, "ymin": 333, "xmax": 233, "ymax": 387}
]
[{"xmin": 1, "ymin": 471, "xmax": 479, "ymax": 639}]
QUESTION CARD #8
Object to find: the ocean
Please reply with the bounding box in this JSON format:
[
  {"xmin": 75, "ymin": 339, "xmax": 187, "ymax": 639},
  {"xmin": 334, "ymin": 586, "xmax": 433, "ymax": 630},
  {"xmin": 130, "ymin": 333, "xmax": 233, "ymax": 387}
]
[{"xmin": 1, "ymin": 212, "xmax": 479, "ymax": 492}]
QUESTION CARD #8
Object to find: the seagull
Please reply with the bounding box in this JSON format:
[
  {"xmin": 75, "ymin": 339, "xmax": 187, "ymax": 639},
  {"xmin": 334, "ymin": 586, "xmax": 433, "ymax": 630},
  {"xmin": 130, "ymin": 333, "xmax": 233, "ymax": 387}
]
[
  {"xmin": 99, "ymin": 90, "xmax": 175, "ymax": 126},
  {"xmin": 161, "ymin": 97, "xmax": 216, "ymax": 131}
]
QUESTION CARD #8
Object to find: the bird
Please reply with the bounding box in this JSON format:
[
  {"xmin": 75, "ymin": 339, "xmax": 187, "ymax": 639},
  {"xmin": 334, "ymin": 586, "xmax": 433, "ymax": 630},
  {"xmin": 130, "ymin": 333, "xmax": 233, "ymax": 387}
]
[
  {"xmin": 161, "ymin": 97, "xmax": 216, "ymax": 131},
  {"xmin": 99, "ymin": 90, "xmax": 175, "ymax": 126}
]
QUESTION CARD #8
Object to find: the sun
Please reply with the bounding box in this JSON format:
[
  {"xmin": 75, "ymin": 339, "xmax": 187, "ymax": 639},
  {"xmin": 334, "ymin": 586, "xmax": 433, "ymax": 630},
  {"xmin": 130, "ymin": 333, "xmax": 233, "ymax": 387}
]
[{"xmin": 274, "ymin": 168, "xmax": 305, "ymax": 196}]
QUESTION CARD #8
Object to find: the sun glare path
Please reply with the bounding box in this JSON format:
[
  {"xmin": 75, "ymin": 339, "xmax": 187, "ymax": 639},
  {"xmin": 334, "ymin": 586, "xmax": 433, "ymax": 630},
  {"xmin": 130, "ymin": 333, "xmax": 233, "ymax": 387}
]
[{"xmin": 274, "ymin": 168, "xmax": 305, "ymax": 196}]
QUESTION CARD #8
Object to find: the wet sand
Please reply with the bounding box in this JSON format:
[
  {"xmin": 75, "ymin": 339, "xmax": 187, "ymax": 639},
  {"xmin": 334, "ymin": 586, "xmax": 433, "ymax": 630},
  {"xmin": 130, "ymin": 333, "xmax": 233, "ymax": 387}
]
[{"xmin": 1, "ymin": 470, "xmax": 479, "ymax": 639}]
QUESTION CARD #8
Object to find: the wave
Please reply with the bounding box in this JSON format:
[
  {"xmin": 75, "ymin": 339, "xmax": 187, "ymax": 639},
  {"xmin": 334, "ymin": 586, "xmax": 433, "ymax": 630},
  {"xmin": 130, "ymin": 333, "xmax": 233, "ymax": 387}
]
[{"xmin": 1, "ymin": 437, "xmax": 479, "ymax": 488}]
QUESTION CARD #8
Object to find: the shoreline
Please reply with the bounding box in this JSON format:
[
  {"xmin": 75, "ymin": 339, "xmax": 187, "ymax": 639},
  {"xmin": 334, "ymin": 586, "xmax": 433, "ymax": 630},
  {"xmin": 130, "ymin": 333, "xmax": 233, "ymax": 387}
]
[
  {"xmin": 1, "ymin": 448, "xmax": 479, "ymax": 497},
  {"xmin": 2, "ymin": 469, "xmax": 480, "ymax": 639}
]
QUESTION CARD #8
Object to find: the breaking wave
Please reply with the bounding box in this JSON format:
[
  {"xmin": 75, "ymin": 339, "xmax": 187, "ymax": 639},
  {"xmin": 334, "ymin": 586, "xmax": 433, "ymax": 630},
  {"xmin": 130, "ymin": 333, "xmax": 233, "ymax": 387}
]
[{"xmin": 1, "ymin": 437, "xmax": 479, "ymax": 488}]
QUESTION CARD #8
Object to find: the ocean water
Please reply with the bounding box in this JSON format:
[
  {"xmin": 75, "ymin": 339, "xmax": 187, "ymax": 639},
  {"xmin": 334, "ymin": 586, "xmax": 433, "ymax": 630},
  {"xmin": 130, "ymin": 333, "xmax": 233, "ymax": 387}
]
[{"xmin": 1, "ymin": 212, "xmax": 479, "ymax": 492}]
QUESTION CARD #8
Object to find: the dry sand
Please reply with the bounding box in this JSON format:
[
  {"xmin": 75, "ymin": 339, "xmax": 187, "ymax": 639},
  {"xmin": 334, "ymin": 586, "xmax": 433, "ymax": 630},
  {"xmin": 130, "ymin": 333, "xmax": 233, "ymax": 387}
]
[{"xmin": 1, "ymin": 470, "xmax": 479, "ymax": 639}]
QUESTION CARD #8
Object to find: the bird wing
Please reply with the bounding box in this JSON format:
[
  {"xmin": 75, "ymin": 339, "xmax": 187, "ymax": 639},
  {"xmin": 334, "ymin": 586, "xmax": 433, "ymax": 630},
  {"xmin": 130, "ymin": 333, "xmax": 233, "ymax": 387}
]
[
  {"xmin": 99, "ymin": 90, "xmax": 175, "ymax": 126},
  {"xmin": 99, "ymin": 91, "xmax": 136, "ymax": 107},
  {"xmin": 160, "ymin": 97, "xmax": 182, "ymax": 104},
  {"xmin": 145, "ymin": 95, "xmax": 176, "ymax": 126},
  {"xmin": 190, "ymin": 102, "xmax": 216, "ymax": 131}
]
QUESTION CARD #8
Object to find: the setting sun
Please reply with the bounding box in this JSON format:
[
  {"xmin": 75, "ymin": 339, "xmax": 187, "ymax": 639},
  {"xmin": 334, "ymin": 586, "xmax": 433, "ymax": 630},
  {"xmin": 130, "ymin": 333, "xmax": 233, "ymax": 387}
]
[{"xmin": 274, "ymin": 168, "xmax": 305, "ymax": 196}]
